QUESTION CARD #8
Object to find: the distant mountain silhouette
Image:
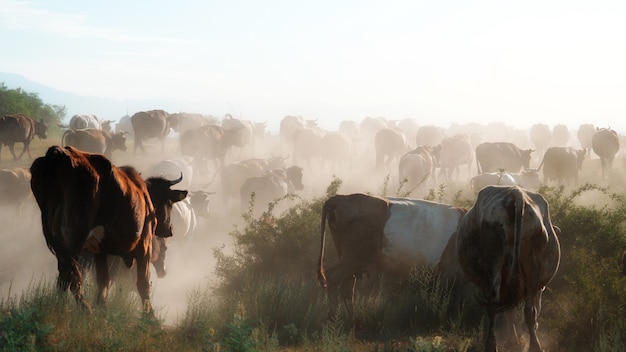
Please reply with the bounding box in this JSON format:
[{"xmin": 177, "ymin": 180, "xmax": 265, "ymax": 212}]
[{"xmin": 0, "ymin": 72, "xmax": 211, "ymax": 124}]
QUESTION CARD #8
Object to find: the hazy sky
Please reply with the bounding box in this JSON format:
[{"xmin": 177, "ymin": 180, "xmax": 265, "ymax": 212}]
[{"xmin": 1, "ymin": 0, "xmax": 625, "ymax": 132}]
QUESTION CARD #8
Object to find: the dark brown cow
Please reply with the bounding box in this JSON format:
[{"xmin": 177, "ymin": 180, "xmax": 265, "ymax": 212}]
[
  {"xmin": 131, "ymin": 110, "xmax": 171, "ymax": 154},
  {"xmin": 538, "ymin": 146, "xmax": 585, "ymax": 185},
  {"xmin": 317, "ymin": 194, "xmax": 465, "ymax": 318},
  {"xmin": 591, "ymin": 127, "xmax": 620, "ymax": 178},
  {"xmin": 475, "ymin": 142, "xmax": 533, "ymax": 174},
  {"xmin": 30, "ymin": 146, "xmax": 187, "ymax": 313},
  {"xmin": 455, "ymin": 185, "xmax": 560, "ymax": 352},
  {"xmin": 0, "ymin": 114, "xmax": 48, "ymax": 162},
  {"xmin": 62, "ymin": 128, "xmax": 128, "ymax": 158}
]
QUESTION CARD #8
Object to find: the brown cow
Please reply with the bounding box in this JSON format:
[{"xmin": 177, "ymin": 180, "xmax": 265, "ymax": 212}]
[
  {"xmin": 240, "ymin": 165, "xmax": 304, "ymax": 216},
  {"xmin": 0, "ymin": 114, "xmax": 48, "ymax": 162},
  {"xmin": 538, "ymin": 146, "xmax": 585, "ymax": 186},
  {"xmin": 62, "ymin": 128, "xmax": 128, "ymax": 158},
  {"xmin": 591, "ymin": 127, "xmax": 620, "ymax": 179},
  {"xmin": 317, "ymin": 194, "xmax": 465, "ymax": 318},
  {"xmin": 30, "ymin": 146, "xmax": 187, "ymax": 313},
  {"xmin": 131, "ymin": 109, "xmax": 171, "ymax": 154},
  {"xmin": 455, "ymin": 185, "xmax": 560, "ymax": 352},
  {"xmin": 475, "ymin": 142, "xmax": 533, "ymax": 174},
  {"xmin": 375, "ymin": 128, "xmax": 407, "ymax": 170}
]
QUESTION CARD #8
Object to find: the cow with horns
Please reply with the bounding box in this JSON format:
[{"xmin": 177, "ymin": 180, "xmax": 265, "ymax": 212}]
[{"xmin": 30, "ymin": 146, "xmax": 187, "ymax": 313}]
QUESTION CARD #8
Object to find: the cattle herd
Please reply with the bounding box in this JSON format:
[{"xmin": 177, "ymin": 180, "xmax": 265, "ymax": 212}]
[{"xmin": 1, "ymin": 111, "xmax": 625, "ymax": 351}]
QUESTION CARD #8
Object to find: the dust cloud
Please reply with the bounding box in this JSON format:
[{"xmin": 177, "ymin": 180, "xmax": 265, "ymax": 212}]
[{"xmin": 1, "ymin": 121, "xmax": 624, "ymax": 327}]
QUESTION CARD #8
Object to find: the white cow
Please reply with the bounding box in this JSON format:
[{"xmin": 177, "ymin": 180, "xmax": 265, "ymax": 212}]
[{"xmin": 317, "ymin": 193, "xmax": 466, "ymax": 318}]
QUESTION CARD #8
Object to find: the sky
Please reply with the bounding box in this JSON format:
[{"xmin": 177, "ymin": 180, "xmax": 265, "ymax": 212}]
[{"xmin": 1, "ymin": 0, "xmax": 626, "ymax": 133}]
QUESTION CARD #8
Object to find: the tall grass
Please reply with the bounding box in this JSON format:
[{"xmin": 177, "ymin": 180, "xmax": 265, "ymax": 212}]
[{"xmin": 2, "ymin": 178, "xmax": 626, "ymax": 350}]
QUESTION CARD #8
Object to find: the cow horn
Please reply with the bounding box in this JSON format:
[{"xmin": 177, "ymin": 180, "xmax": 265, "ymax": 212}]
[{"xmin": 168, "ymin": 173, "xmax": 183, "ymax": 186}]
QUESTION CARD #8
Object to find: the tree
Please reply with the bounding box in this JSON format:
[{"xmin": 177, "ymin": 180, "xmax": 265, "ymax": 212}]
[{"xmin": 0, "ymin": 82, "xmax": 66, "ymax": 132}]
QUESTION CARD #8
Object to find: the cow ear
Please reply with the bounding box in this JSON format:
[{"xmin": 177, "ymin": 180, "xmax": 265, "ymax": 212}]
[{"xmin": 172, "ymin": 190, "xmax": 188, "ymax": 202}]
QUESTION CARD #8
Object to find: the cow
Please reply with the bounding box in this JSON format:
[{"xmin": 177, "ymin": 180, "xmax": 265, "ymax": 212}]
[
  {"xmin": 398, "ymin": 146, "xmax": 437, "ymax": 196},
  {"xmin": 149, "ymin": 157, "xmax": 196, "ymax": 191},
  {"xmin": 171, "ymin": 190, "xmax": 212, "ymax": 242},
  {"xmin": 240, "ymin": 166, "xmax": 304, "ymax": 216},
  {"xmin": 169, "ymin": 112, "xmax": 212, "ymax": 134},
  {"xmin": 317, "ymin": 193, "xmax": 466, "ymax": 318},
  {"xmin": 221, "ymin": 115, "xmax": 267, "ymax": 150},
  {"xmin": 218, "ymin": 156, "xmax": 288, "ymax": 206},
  {"xmin": 293, "ymin": 126, "xmax": 327, "ymax": 166},
  {"xmin": 63, "ymin": 114, "xmax": 113, "ymax": 132},
  {"xmin": 397, "ymin": 118, "xmax": 419, "ymax": 147},
  {"xmin": 180, "ymin": 124, "xmax": 245, "ymax": 168},
  {"xmin": 591, "ymin": 127, "xmax": 620, "ymax": 178},
  {"xmin": 551, "ymin": 124, "xmax": 570, "ymax": 147},
  {"xmin": 116, "ymin": 115, "xmax": 133, "ymax": 136},
  {"xmin": 0, "ymin": 114, "xmax": 48, "ymax": 162},
  {"xmin": 279, "ymin": 115, "xmax": 317, "ymax": 151},
  {"xmin": 437, "ymin": 134, "xmax": 473, "ymax": 181},
  {"xmin": 475, "ymin": 142, "xmax": 533, "ymax": 174},
  {"xmin": 30, "ymin": 145, "xmax": 187, "ymax": 313},
  {"xmin": 0, "ymin": 167, "xmax": 35, "ymax": 224},
  {"xmin": 529, "ymin": 123, "xmax": 551, "ymax": 160},
  {"xmin": 471, "ymin": 170, "xmax": 541, "ymax": 194},
  {"xmin": 131, "ymin": 109, "xmax": 171, "ymax": 154},
  {"xmin": 321, "ymin": 132, "xmax": 352, "ymax": 171},
  {"xmin": 375, "ymin": 128, "xmax": 407, "ymax": 170},
  {"xmin": 537, "ymin": 146, "xmax": 585, "ymax": 186},
  {"xmin": 62, "ymin": 128, "xmax": 128, "ymax": 159},
  {"xmin": 576, "ymin": 123, "xmax": 595, "ymax": 156},
  {"xmin": 415, "ymin": 125, "xmax": 445, "ymax": 147},
  {"xmin": 339, "ymin": 120, "xmax": 361, "ymax": 147},
  {"xmin": 455, "ymin": 185, "xmax": 560, "ymax": 352}
]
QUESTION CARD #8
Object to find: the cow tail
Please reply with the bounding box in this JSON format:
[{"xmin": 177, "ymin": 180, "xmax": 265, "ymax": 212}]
[
  {"xmin": 317, "ymin": 201, "xmax": 330, "ymax": 289},
  {"xmin": 61, "ymin": 129, "xmax": 71, "ymax": 146}
]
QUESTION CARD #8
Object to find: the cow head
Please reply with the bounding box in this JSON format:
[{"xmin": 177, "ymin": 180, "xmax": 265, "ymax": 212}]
[
  {"xmin": 146, "ymin": 173, "xmax": 188, "ymax": 239},
  {"xmin": 110, "ymin": 131, "xmax": 129, "ymax": 152},
  {"xmin": 145, "ymin": 174, "xmax": 187, "ymax": 278},
  {"xmin": 35, "ymin": 119, "xmax": 48, "ymax": 139}
]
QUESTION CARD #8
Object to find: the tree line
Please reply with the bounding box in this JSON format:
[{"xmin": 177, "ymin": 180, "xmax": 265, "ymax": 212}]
[{"xmin": 0, "ymin": 82, "xmax": 66, "ymax": 133}]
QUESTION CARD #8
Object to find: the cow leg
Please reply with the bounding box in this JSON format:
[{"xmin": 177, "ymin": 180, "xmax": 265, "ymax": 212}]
[
  {"xmin": 485, "ymin": 306, "xmax": 497, "ymax": 352},
  {"xmin": 135, "ymin": 255, "xmax": 153, "ymax": 314},
  {"xmin": 339, "ymin": 275, "xmax": 357, "ymax": 319},
  {"xmin": 324, "ymin": 262, "xmax": 360, "ymax": 320},
  {"xmin": 94, "ymin": 253, "xmax": 111, "ymax": 305},
  {"xmin": 524, "ymin": 290, "xmax": 543, "ymax": 352},
  {"xmin": 18, "ymin": 142, "xmax": 31, "ymax": 160},
  {"xmin": 8, "ymin": 144, "xmax": 18, "ymax": 161}
]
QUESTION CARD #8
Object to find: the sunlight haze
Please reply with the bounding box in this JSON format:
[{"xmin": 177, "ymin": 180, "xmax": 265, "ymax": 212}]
[{"xmin": 1, "ymin": 0, "xmax": 625, "ymax": 132}]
